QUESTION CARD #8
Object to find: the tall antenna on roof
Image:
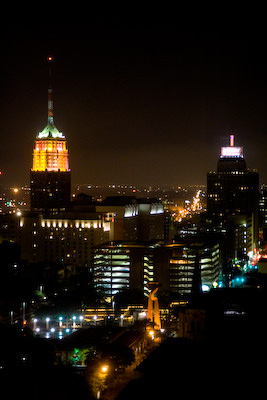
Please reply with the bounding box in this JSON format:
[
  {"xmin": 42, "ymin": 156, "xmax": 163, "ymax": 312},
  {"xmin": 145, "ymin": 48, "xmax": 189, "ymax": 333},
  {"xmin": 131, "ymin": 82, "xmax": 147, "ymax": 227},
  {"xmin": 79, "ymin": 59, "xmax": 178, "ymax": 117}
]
[
  {"xmin": 47, "ymin": 55, "xmax": 54, "ymax": 125},
  {"xmin": 230, "ymin": 134, "xmax": 235, "ymax": 147}
]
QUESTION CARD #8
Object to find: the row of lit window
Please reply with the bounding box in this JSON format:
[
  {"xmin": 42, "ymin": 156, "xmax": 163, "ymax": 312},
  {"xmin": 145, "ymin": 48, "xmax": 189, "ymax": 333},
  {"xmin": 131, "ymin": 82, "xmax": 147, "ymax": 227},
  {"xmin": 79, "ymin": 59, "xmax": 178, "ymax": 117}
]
[{"xmin": 41, "ymin": 220, "xmax": 105, "ymax": 229}]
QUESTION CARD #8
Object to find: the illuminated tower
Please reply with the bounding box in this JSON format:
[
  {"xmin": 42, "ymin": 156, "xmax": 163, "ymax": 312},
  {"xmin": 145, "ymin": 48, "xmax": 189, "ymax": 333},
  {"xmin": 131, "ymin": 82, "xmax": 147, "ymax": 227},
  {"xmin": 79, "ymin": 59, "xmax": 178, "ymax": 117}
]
[
  {"xmin": 207, "ymin": 134, "xmax": 258, "ymax": 218},
  {"xmin": 207, "ymin": 134, "xmax": 259, "ymax": 258},
  {"xmin": 30, "ymin": 57, "xmax": 71, "ymax": 214}
]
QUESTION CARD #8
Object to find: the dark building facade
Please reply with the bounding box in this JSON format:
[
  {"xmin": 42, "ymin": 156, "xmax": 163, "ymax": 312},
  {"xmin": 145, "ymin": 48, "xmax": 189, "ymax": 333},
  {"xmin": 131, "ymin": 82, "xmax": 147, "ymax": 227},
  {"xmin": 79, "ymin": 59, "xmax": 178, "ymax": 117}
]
[
  {"xmin": 30, "ymin": 170, "xmax": 71, "ymax": 213},
  {"xmin": 259, "ymin": 184, "xmax": 267, "ymax": 244}
]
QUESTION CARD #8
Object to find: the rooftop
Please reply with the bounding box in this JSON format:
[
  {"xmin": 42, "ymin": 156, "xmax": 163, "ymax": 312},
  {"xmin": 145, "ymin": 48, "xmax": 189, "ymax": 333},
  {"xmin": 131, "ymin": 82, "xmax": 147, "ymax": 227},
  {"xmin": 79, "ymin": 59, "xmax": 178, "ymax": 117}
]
[{"xmin": 37, "ymin": 123, "xmax": 65, "ymax": 140}]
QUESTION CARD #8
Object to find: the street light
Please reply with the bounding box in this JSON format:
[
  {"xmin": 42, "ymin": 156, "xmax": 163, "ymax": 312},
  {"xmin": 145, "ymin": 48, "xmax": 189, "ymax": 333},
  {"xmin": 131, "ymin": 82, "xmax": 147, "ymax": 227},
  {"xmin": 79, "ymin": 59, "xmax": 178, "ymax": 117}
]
[
  {"xmin": 94, "ymin": 363, "xmax": 110, "ymax": 400},
  {"xmin": 72, "ymin": 315, "xmax": 76, "ymax": 328},
  {"xmin": 149, "ymin": 330, "xmax": 155, "ymax": 340},
  {"xmin": 101, "ymin": 365, "xmax": 109, "ymax": 373},
  {"xmin": 33, "ymin": 318, "xmax": 38, "ymax": 330}
]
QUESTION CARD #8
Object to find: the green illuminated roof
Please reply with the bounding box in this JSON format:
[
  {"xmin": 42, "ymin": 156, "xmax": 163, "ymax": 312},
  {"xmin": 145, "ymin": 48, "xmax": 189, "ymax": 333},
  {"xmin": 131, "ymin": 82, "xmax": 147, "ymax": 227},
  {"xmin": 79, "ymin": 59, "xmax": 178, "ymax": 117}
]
[{"xmin": 37, "ymin": 123, "xmax": 65, "ymax": 139}]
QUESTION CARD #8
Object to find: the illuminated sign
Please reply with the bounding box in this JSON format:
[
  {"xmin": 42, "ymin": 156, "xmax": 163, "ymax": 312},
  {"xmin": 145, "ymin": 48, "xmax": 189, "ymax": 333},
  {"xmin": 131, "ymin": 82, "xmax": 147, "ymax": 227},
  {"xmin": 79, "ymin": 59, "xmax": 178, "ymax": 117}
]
[{"xmin": 221, "ymin": 146, "xmax": 243, "ymax": 157}]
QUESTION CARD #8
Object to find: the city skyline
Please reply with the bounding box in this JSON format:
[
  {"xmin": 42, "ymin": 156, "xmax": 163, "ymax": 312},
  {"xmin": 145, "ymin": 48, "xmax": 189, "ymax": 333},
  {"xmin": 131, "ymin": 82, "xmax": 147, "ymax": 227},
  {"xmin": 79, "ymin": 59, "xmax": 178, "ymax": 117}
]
[
  {"xmin": 1, "ymin": 25, "xmax": 267, "ymax": 396},
  {"xmin": 1, "ymin": 26, "xmax": 267, "ymax": 187}
]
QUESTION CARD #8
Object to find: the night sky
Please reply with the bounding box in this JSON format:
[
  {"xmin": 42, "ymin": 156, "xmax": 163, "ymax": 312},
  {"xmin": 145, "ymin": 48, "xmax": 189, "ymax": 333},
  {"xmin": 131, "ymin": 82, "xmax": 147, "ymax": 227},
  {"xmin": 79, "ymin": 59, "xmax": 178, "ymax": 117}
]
[{"xmin": 1, "ymin": 26, "xmax": 267, "ymax": 187}]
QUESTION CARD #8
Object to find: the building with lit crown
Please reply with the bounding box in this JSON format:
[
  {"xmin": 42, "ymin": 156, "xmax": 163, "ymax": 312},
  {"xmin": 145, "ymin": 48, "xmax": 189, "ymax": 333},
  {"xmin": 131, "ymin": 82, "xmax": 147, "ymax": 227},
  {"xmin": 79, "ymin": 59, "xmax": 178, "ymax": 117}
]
[
  {"xmin": 30, "ymin": 58, "xmax": 71, "ymax": 214},
  {"xmin": 207, "ymin": 135, "xmax": 259, "ymax": 258}
]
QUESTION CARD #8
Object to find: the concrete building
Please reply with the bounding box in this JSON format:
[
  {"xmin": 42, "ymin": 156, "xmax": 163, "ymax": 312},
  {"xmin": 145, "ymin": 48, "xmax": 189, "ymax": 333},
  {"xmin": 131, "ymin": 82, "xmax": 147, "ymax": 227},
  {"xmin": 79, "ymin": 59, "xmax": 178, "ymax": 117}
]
[
  {"xmin": 96, "ymin": 196, "xmax": 169, "ymax": 242},
  {"xmin": 0, "ymin": 195, "xmax": 169, "ymax": 277},
  {"xmin": 160, "ymin": 240, "xmax": 221, "ymax": 299},
  {"xmin": 93, "ymin": 241, "xmax": 159, "ymax": 300},
  {"xmin": 92, "ymin": 239, "xmax": 221, "ymax": 302},
  {"xmin": 17, "ymin": 212, "xmax": 111, "ymax": 267}
]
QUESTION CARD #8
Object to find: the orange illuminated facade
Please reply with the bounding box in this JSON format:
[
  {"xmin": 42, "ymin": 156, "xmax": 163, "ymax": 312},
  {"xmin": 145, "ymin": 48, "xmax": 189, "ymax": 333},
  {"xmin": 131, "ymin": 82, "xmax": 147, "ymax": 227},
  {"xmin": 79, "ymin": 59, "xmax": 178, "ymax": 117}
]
[
  {"xmin": 32, "ymin": 136, "xmax": 69, "ymax": 172},
  {"xmin": 32, "ymin": 56, "xmax": 70, "ymax": 173}
]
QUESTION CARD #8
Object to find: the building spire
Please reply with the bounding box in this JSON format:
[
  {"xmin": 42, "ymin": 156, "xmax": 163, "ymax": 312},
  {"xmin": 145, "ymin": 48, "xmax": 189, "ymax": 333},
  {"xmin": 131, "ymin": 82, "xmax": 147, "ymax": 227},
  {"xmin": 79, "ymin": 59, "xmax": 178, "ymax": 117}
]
[
  {"xmin": 230, "ymin": 134, "xmax": 235, "ymax": 147},
  {"xmin": 47, "ymin": 55, "xmax": 54, "ymax": 125}
]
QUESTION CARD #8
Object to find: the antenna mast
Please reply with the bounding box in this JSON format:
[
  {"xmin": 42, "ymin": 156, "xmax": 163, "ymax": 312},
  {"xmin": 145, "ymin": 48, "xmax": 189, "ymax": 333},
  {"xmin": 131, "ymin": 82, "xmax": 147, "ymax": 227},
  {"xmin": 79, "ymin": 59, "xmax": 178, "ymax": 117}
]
[
  {"xmin": 47, "ymin": 56, "xmax": 54, "ymax": 125},
  {"xmin": 230, "ymin": 134, "xmax": 235, "ymax": 147}
]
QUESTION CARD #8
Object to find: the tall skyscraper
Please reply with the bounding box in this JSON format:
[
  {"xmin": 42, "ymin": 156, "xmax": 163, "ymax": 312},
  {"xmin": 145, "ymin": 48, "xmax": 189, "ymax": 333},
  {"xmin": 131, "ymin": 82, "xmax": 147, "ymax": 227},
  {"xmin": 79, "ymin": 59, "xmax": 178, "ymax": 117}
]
[
  {"xmin": 30, "ymin": 57, "xmax": 71, "ymax": 214},
  {"xmin": 207, "ymin": 135, "xmax": 259, "ymax": 257}
]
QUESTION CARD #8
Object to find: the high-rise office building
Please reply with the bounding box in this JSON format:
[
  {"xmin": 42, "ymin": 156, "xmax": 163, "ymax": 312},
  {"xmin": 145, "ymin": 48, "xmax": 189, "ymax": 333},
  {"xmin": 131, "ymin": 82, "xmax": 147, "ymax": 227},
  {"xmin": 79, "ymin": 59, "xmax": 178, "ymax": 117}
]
[
  {"xmin": 30, "ymin": 57, "xmax": 71, "ymax": 214},
  {"xmin": 207, "ymin": 135, "xmax": 259, "ymax": 257}
]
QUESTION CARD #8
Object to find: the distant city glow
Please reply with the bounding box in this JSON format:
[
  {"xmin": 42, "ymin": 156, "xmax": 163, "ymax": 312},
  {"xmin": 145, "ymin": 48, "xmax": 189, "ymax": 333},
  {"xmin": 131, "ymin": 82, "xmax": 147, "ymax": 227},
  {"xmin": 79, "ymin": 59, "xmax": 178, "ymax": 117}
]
[{"xmin": 171, "ymin": 189, "xmax": 204, "ymax": 222}]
